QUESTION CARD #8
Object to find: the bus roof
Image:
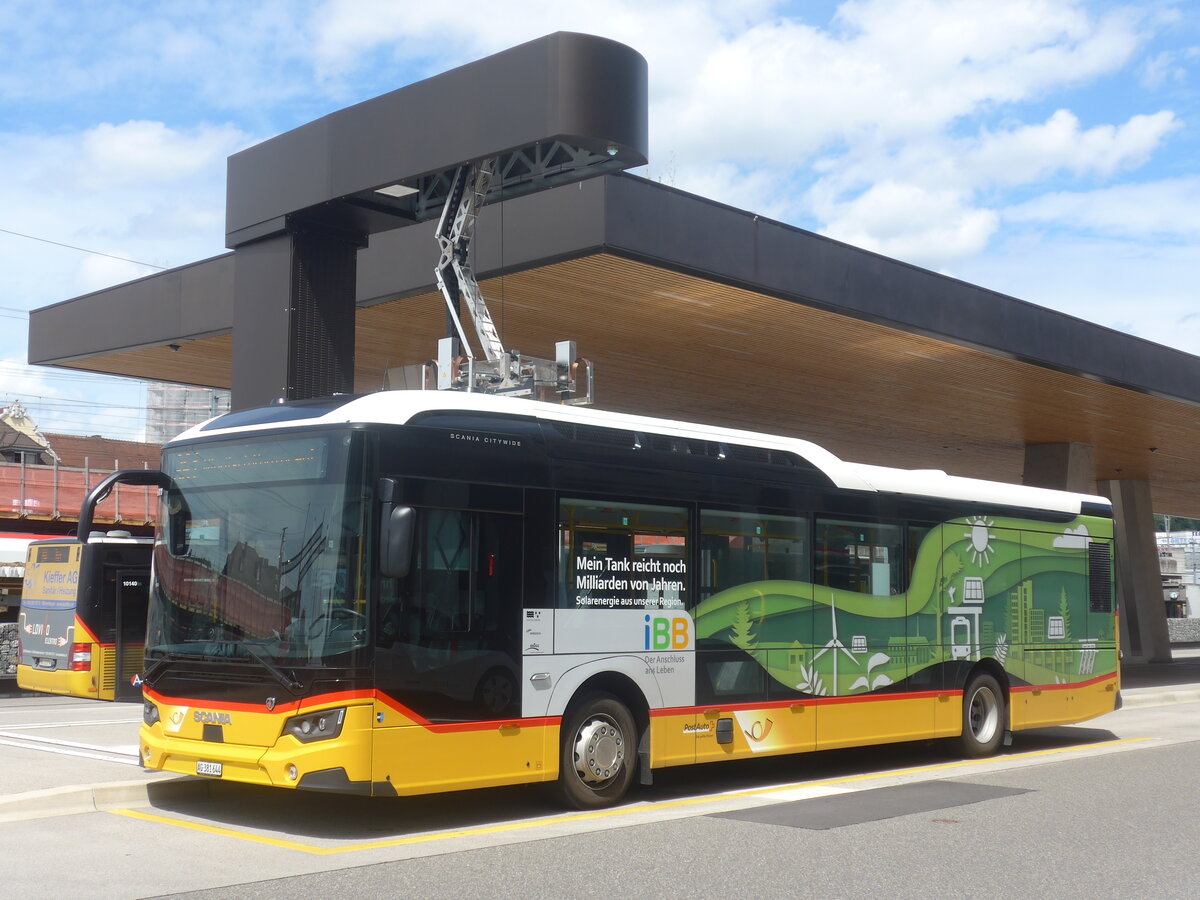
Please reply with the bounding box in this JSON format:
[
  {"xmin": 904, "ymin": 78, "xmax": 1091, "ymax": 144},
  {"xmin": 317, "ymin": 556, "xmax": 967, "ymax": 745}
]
[{"xmin": 175, "ymin": 391, "xmax": 1109, "ymax": 516}]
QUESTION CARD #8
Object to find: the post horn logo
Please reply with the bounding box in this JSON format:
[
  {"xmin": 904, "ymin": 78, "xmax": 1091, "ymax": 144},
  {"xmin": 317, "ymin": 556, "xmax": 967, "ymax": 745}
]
[{"xmin": 744, "ymin": 718, "xmax": 774, "ymax": 743}]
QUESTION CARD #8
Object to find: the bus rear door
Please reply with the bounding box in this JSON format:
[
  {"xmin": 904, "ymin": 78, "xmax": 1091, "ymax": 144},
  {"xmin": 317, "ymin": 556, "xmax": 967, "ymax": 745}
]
[{"xmin": 113, "ymin": 566, "xmax": 150, "ymax": 701}]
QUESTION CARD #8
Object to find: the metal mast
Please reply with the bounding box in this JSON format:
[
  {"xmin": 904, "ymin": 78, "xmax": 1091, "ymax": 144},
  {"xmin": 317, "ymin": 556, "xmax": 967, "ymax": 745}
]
[{"xmin": 429, "ymin": 159, "xmax": 593, "ymax": 405}]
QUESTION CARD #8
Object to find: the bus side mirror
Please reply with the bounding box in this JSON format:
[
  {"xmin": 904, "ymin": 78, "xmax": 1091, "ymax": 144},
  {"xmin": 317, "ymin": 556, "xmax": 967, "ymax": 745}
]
[
  {"xmin": 381, "ymin": 505, "xmax": 415, "ymax": 579},
  {"xmin": 165, "ymin": 491, "xmax": 191, "ymax": 556}
]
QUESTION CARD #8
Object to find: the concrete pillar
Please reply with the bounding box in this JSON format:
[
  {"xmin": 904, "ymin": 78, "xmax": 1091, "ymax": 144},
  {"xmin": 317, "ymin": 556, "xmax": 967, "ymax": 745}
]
[
  {"xmin": 1025, "ymin": 444, "xmax": 1170, "ymax": 662},
  {"xmin": 1022, "ymin": 442, "xmax": 1095, "ymax": 494},
  {"xmin": 1097, "ymin": 478, "xmax": 1172, "ymax": 663}
]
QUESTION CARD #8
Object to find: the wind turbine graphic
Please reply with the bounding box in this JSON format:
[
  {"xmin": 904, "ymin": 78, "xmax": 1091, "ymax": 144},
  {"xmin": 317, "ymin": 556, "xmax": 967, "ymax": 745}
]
[{"xmin": 811, "ymin": 594, "xmax": 858, "ymax": 697}]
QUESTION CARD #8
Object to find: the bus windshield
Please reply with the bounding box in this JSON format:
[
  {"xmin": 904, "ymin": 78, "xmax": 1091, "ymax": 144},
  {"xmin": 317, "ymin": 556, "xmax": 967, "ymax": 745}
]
[{"xmin": 146, "ymin": 431, "xmax": 370, "ymax": 668}]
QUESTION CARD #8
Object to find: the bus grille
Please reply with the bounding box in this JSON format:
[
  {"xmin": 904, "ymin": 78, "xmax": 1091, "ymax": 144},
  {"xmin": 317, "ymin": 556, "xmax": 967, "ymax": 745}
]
[
  {"xmin": 1088, "ymin": 542, "xmax": 1113, "ymax": 612},
  {"xmin": 122, "ymin": 646, "xmax": 144, "ymax": 683},
  {"xmin": 99, "ymin": 647, "xmax": 116, "ymax": 695}
]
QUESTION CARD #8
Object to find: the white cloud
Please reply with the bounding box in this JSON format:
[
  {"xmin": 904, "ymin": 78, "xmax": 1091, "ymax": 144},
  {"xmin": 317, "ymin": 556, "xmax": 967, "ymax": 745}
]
[
  {"xmin": 1004, "ymin": 176, "xmax": 1200, "ymax": 239},
  {"xmin": 966, "ymin": 109, "xmax": 1178, "ymax": 186},
  {"xmin": 77, "ymin": 121, "xmax": 248, "ymax": 190},
  {"xmin": 0, "ymin": 1, "xmax": 320, "ymax": 114},
  {"xmin": 308, "ymin": 0, "xmax": 772, "ymax": 104},
  {"xmin": 795, "ymin": 104, "xmax": 1177, "ymax": 269},
  {"xmin": 1054, "ymin": 524, "xmax": 1090, "ymax": 548},
  {"xmin": 0, "ymin": 121, "xmax": 248, "ymax": 294},
  {"xmin": 815, "ymin": 180, "xmax": 1000, "ymax": 266},
  {"xmin": 658, "ymin": 0, "xmax": 1142, "ymax": 168}
]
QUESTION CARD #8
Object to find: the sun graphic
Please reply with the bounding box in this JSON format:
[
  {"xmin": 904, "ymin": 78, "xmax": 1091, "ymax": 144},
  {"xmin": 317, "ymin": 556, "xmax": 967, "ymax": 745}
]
[{"xmin": 964, "ymin": 517, "xmax": 995, "ymax": 566}]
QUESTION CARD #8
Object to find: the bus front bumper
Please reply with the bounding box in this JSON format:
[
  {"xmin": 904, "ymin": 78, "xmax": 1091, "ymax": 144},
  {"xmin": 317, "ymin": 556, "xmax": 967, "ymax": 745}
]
[
  {"xmin": 17, "ymin": 663, "xmax": 97, "ymax": 698},
  {"xmin": 139, "ymin": 702, "xmax": 375, "ymax": 792}
]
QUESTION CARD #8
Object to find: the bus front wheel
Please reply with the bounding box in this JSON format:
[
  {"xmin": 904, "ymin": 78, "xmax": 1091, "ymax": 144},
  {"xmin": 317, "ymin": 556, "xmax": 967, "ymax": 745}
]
[
  {"xmin": 558, "ymin": 692, "xmax": 637, "ymax": 809},
  {"xmin": 956, "ymin": 672, "xmax": 1005, "ymax": 757}
]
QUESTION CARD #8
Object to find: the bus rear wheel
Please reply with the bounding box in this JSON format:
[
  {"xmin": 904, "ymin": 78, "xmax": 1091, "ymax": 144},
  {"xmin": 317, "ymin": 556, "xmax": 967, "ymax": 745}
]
[
  {"xmin": 558, "ymin": 693, "xmax": 637, "ymax": 809},
  {"xmin": 956, "ymin": 672, "xmax": 1005, "ymax": 757}
]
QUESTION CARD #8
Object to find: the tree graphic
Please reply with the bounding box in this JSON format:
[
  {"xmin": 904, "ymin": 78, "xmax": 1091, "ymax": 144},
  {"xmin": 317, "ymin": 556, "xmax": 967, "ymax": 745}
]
[
  {"xmin": 730, "ymin": 599, "xmax": 757, "ymax": 649},
  {"xmin": 797, "ymin": 662, "xmax": 826, "ymax": 696},
  {"xmin": 939, "ymin": 552, "xmax": 964, "ymax": 598},
  {"xmin": 1058, "ymin": 588, "xmax": 1072, "ymax": 642}
]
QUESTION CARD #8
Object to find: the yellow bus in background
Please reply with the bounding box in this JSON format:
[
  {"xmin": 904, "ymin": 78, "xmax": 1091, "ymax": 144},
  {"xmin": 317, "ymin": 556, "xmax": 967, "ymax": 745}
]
[{"xmin": 17, "ymin": 534, "xmax": 152, "ymax": 701}]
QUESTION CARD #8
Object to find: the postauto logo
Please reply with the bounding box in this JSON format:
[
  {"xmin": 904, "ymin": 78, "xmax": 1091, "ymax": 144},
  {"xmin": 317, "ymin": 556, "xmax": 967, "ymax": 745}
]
[{"xmin": 643, "ymin": 613, "xmax": 691, "ymax": 650}]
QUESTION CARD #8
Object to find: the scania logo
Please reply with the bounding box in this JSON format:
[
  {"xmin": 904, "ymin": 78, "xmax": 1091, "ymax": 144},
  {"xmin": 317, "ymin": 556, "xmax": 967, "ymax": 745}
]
[
  {"xmin": 265, "ymin": 697, "xmax": 276, "ymax": 711},
  {"xmin": 193, "ymin": 710, "xmax": 232, "ymax": 725}
]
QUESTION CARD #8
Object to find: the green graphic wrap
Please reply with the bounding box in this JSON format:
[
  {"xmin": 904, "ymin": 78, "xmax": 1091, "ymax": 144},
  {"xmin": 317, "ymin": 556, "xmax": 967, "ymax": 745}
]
[{"xmin": 693, "ymin": 515, "xmax": 1116, "ymax": 698}]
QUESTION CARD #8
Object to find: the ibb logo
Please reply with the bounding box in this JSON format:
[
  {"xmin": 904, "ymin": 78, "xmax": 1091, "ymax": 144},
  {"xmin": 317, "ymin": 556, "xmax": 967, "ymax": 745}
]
[{"xmin": 644, "ymin": 614, "xmax": 690, "ymax": 650}]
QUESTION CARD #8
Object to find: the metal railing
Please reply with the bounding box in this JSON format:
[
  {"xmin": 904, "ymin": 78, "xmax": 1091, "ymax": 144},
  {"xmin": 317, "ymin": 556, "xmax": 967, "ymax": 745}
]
[{"xmin": 0, "ymin": 457, "xmax": 157, "ymax": 527}]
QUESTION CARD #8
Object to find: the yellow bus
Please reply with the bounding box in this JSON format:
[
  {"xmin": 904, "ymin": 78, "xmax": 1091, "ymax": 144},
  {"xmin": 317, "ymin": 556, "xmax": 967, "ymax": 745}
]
[
  {"xmin": 17, "ymin": 534, "xmax": 152, "ymax": 701},
  {"xmin": 123, "ymin": 392, "xmax": 1117, "ymax": 807}
]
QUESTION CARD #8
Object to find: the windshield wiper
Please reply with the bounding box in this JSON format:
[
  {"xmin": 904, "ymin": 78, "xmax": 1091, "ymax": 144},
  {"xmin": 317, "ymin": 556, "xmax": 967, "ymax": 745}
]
[{"xmin": 243, "ymin": 643, "xmax": 305, "ymax": 694}]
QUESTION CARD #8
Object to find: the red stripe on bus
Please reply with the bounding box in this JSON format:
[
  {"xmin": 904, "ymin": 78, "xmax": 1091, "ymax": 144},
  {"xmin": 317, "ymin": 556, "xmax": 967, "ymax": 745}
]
[
  {"xmin": 649, "ymin": 689, "xmax": 949, "ymax": 717},
  {"xmin": 420, "ymin": 716, "xmax": 562, "ymax": 734},
  {"xmin": 369, "ymin": 691, "xmax": 561, "ymax": 732},
  {"xmin": 74, "ymin": 617, "xmax": 100, "ymax": 644},
  {"xmin": 142, "ymin": 687, "xmax": 373, "ymax": 715},
  {"xmin": 142, "ymin": 686, "xmax": 561, "ymax": 733},
  {"xmin": 1010, "ymin": 672, "xmax": 1118, "ymax": 693}
]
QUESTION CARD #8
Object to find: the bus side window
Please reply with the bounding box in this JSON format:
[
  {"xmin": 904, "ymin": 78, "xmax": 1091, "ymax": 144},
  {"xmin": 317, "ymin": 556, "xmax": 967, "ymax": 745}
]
[
  {"xmin": 815, "ymin": 518, "xmax": 904, "ymax": 595},
  {"xmin": 418, "ymin": 509, "xmax": 473, "ymax": 632},
  {"xmin": 557, "ymin": 498, "xmax": 688, "ymax": 610},
  {"xmin": 380, "ymin": 508, "xmax": 522, "ymax": 645},
  {"xmin": 907, "ymin": 524, "xmax": 933, "ymax": 585},
  {"xmin": 374, "ymin": 505, "xmax": 523, "ymax": 721},
  {"xmin": 699, "ymin": 509, "xmax": 809, "ymax": 602}
]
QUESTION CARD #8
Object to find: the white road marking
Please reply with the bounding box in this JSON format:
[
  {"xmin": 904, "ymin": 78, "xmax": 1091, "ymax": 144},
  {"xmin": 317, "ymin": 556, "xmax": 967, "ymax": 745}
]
[{"xmin": 0, "ymin": 731, "xmax": 141, "ymax": 766}]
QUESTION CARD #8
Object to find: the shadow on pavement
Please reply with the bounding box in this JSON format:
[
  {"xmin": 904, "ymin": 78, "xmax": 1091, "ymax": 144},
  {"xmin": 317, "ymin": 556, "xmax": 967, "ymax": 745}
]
[
  {"xmin": 141, "ymin": 722, "xmax": 1123, "ymax": 843},
  {"xmin": 1121, "ymin": 646, "xmax": 1200, "ymax": 690}
]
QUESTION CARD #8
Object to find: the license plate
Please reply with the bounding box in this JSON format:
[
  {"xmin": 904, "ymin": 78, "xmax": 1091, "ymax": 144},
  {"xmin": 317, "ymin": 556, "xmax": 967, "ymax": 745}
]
[{"xmin": 196, "ymin": 760, "xmax": 223, "ymax": 777}]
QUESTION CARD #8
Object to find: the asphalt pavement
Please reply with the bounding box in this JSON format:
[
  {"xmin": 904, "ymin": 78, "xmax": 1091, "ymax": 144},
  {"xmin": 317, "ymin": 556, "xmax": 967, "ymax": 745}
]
[{"xmin": 1, "ymin": 647, "xmax": 1197, "ymax": 825}]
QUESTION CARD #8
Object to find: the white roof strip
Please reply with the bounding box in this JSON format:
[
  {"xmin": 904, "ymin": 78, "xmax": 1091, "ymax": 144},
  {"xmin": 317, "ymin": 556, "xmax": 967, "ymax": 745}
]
[{"xmin": 175, "ymin": 391, "xmax": 1107, "ymax": 515}]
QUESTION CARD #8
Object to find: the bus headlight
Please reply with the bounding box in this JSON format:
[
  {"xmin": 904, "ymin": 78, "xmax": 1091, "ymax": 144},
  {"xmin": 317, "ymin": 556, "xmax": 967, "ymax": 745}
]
[
  {"xmin": 143, "ymin": 701, "xmax": 160, "ymax": 727},
  {"xmin": 283, "ymin": 707, "xmax": 346, "ymax": 743}
]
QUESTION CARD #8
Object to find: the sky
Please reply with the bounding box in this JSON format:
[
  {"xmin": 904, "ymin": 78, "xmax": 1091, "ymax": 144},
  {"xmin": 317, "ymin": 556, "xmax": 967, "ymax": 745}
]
[{"xmin": 1, "ymin": 0, "xmax": 1197, "ymax": 441}]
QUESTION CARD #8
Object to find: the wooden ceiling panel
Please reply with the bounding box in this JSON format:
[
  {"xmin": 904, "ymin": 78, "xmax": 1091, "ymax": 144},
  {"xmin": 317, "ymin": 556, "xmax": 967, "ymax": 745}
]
[{"xmin": 58, "ymin": 334, "xmax": 234, "ymax": 389}]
